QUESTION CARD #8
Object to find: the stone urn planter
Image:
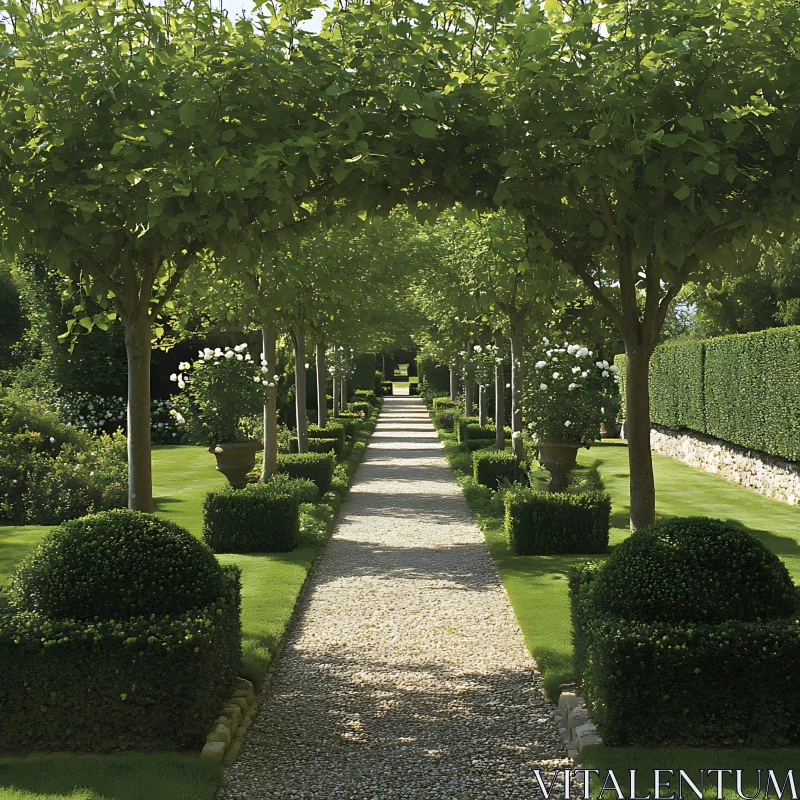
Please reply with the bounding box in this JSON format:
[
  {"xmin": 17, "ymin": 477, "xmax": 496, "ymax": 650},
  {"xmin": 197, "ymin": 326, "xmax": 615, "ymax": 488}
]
[
  {"xmin": 600, "ymin": 420, "xmax": 621, "ymax": 439},
  {"xmin": 208, "ymin": 441, "xmax": 263, "ymax": 489},
  {"xmin": 536, "ymin": 440, "xmax": 581, "ymax": 493}
]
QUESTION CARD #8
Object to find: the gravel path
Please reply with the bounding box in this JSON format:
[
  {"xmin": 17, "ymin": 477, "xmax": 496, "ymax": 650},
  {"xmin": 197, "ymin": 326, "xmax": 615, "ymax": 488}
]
[{"xmin": 219, "ymin": 397, "xmax": 567, "ymax": 800}]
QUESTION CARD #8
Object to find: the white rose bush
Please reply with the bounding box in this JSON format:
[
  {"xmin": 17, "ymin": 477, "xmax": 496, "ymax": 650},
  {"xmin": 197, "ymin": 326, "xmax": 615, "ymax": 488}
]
[
  {"xmin": 171, "ymin": 344, "xmax": 269, "ymax": 447},
  {"xmin": 522, "ymin": 339, "xmax": 619, "ymax": 447}
]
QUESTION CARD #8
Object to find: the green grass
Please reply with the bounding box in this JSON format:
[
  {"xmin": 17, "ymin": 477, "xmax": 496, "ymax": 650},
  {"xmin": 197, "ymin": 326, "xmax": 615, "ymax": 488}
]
[
  {"xmin": 436, "ymin": 421, "xmax": 800, "ymax": 781},
  {"xmin": 0, "ymin": 526, "xmax": 50, "ymax": 587},
  {"xmin": 0, "ymin": 756, "xmax": 220, "ymax": 800}
]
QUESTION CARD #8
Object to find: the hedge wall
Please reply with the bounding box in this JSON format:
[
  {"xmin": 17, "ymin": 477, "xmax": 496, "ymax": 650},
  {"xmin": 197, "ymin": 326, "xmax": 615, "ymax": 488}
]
[
  {"xmin": 0, "ymin": 567, "xmax": 241, "ymax": 752},
  {"xmin": 616, "ymin": 325, "xmax": 800, "ymax": 461},
  {"xmin": 705, "ymin": 327, "xmax": 800, "ymax": 461},
  {"xmin": 648, "ymin": 341, "xmax": 705, "ymax": 431},
  {"xmin": 277, "ymin": 452, "xmax": 336, "ymax": 494}
]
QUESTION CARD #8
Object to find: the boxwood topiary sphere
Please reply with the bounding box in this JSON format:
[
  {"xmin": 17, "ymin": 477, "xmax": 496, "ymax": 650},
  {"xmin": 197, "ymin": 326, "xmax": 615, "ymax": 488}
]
[
  {"xmin": 592, "ymin": 517, "xmax": 798, "ymax": 624},
  {"xmin": 10, "ymin": 509, "xmax": 228, "ymax": 621}
]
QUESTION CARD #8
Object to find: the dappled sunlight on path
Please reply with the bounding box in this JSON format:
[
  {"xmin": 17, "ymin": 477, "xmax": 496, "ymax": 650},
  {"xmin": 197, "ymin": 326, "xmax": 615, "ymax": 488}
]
[{"xmin": 219, "ymin": 397, "xmax": 566, "ymax": 800}]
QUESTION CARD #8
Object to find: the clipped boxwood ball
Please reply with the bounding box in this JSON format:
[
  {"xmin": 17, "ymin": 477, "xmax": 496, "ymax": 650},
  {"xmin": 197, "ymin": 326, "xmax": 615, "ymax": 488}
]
[
  {"xmin": 592, "ymin": 517, "xmax": 798, "ymax": 624},
  {"xmin": 10, "ymin": 509, "xmax": 228, "ymax": 621}
]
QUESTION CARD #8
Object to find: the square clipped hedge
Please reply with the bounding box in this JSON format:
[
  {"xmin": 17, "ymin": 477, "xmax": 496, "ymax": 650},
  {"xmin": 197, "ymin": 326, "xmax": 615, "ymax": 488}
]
[
  {"xmin": 308, "ymin": 423, "xmax": 346, "ymax": 458},
  {"xmin": 504, "ymin": 488, "xmax": 611, "ymax": 555},
  {"xmin": 289, "ymin": 437, "xmax": 339, "ymax": 458},
  {"xmin": 277, "ymin": 452, "xmax": 336, "ymax": 494},
  {"xmin": 0, "ymin": 567, "xmax": 241, "ymax": 752},
  {"xmin": 203, "ymin": 482, "xmax": 300, "ymax": 553},
  {"xmin": 352, "ymin": 401, "xmax": 372, "ymax": 420},
  {"xmin": 473, "ymin": 449, "xmax": 519, "ymax": 489},
  {"xmin": 354, "ymin": 389, "xmax": 378, "ymax": 406}
]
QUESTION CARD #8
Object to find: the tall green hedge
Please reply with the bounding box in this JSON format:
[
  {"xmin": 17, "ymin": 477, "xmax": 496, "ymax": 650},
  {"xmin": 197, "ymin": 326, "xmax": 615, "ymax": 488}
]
[
  {"xmin": 648, "ymin": 341, "xmax": 705, "ymax": 431},
  {"xmin": 705, "ymin": 328, "xmax": 800, "ymax": 461},
  {"xmin": 615, "ymin": 325, "xmax": 800, "ymax": 461}
]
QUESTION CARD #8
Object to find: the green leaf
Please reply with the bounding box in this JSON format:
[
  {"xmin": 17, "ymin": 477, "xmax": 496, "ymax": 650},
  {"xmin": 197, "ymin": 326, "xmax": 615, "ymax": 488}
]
[
  {"xmin": 179, "ymin": 104, "xmax": 197, "ymax": 126},
  {"xmin": 411, "ymin": 119, "xmax": 437, "ymax": 139},
  {"xmin": 674, "ymin": 184, "xmax": 691, "ymax": 201},
  {"xmin": 589, "ymin": 125, "xmax": 607, "ymax": 143},
  {"xmin": 332, "ymin": 164, "xmax": 349, "ymax": 183},
  {"xmin": 589, "ymin": 220, "xmax": 605, "ymax": 238},
  {"xmin": 678, "ymin": 115, "xmax": 704, "ymax": 134},
  {"xmin": 723, "ymin": 121, "xmax": 743, "ymax": 141}
]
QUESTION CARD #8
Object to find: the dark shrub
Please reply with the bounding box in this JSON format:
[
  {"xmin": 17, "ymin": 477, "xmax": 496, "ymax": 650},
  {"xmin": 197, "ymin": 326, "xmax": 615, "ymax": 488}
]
[
  {"xmin": 409, "ymin": 383, "xmax": 419, "ymax": 395},
  {"xmin": 335, "ymin": 414, "xmax": 362, "ymax": 440},
  {"xmin": 289, "ymin": 437, "xmax": 339, "ymax": 458},
  {"xmin": 568, "ymin": 561, "xmax": 603, "ymax": 680},
  {"xmin": 0, "ymin": 566, "xmax": 241, "ymax": 752},
  {"xmin": 354, "ymin": 389, "xmax": 378, "ymax": 406},
  {"xmin": 203, "ymin": 482, "xmax": 301, "ymax": 553},
  {"xmin": 10, "ymin": 510, "xmax": 226, "ymax": 621},
  {"xmin": 277, "ymin": 452, "xmax": 336, "ymax": 494},
  {"xmin": 592, "ymin": 517, "xmax": 797, "ymax": 624},
  {"xmin": 374, "ymin": 371, "xmax": 384, "ymax": 396},
  {"xmin": 352, "ymin": 401, "xmax": 372, "ymax": 420},
  {"xmin": 432, "ymin": 397, "xmax": 459, "ymax": 412},
  {"xmin": 473, "ymin": 449, "xmax": 519, "ymax": 489},
  {"xmin": 308, "ymin": 423, "xmax": 346, "ymax": 458},
  {"xmin": 504, "ymin": 488, "xmax": 610, "ymax": 555},
  {"xmin": 381, "ymin": 381, "xmax": 393, "ymax": 396}
]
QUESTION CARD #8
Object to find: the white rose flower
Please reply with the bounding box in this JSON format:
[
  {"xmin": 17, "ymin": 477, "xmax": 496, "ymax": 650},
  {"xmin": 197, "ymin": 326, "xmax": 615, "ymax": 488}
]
[
  {"xmin": 474, "ymin": 344, "xmax": 482, "ymax": 352},
  {"xmin": 564, "ymin": 420, "xmax": 572, "ymax": 427},
  {"xmin": 572, "ymin": 366, "xmax": 581, "ymax": 374},
  {"xmin": 49, "ymin": 436, "xmax": 55, "ymax": 443},
  {"xmin": 179, "ymin": 361, "xmax": 190, "ymax": 371},
  {"xmin": 304, "ymin": 362, "xmax": 309, "ymax": 369},
  {"xmin": 568, "ymin": 344, "xmax": 578, "ymax": 354},
  {"xmin": 552, "ymin": 357, "xmax": 558, "ymax": 363},
  {"xmin": 596, "ymin": 361, "xmax": 604, "ymax": 368},
  {"xmin": 253, "ymin": 376, "xmax": 261, "ymax": 382},
  {"xmin": 602, "ymin": 370, "xmax": 610, "ymax": 377},
  {"xmin": 235, "ymin": 343, "xmax": 247, "ymax": 352},
  {"xmin": 170, "ymin": 373, "xmax": 178, "ymax": 382},
  {"xmin": 539, "ymin": 383, "xmax": 548, "ymax": 391},
  {"xmin": 552, "ymin": 372, "xmax": 560, "ymax": 379},
  {"xmin": 224, "ymin": 351, "xmax": 234, "ymax": 359},
  {"xmin": 542, "ymin": 337, "xmax": 550, "ymax": 345},
  {"xmin": 236, "ymin": 354, "xmax": 244, "ymax": 361},
  {"xmin": 245, "ymin": 354, "xmax": 252, "ymax": 361},
  {"xmin": 505, "ymin": 382, "xmax": 511, "ymax": 388},
  {"xmin": 177, "ymin": 380, "xmax": 185, "ymax": 390},
  {"xmin": 535, "ymin": 360, "xmax": 547, "ymax": 369},
  {"xmin": 261, "ymin": 366, "xmax": 269, "ymax": 374},
  {"xmin": 610, "ymin": 364, "xmax": 619, "ymax": 373},
  {"xmin": 274, "ymin": 375, "xmax": 280, "ymax": 381},
  {"xmin": 511, "ymin": 431, "xmax": 521, "ymax": 439},
  {"xmin": 568, "ymin": 383, "xmax": 578, "ymax": 390},
  {"xmin": 577, "ymin": 347, "xmax": 589, "ymax": 358},
  {"xmin": 214, "ymin": 348, "xmax": 223, "ymax": 357},
  {"xmin": 602, "ymin": 360, "xmax": 609, "ymax": 369}
]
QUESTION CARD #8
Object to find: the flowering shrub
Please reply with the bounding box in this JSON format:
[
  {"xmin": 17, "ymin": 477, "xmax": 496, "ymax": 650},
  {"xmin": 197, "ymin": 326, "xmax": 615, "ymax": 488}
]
[
  {"xmin": 0, "ymin": 391, "xmax": 127, "ymax": 525},
  {"xmin": 522, "ymin": 338, "xmax": 619, "ymax": 446},
  {"xmin": 57, "ymin": 392, "xmax": 187, "ymax": 444},
  {"xmin": 171, "ymin": 343, "xmax": 268, "ymax": 446}
]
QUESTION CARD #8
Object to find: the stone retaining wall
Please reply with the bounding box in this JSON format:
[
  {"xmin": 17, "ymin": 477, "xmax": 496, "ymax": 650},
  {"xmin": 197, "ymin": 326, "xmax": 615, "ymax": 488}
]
[{"xmin": 648, "ymin": 425, "xmax": 800, "ymax": 506}]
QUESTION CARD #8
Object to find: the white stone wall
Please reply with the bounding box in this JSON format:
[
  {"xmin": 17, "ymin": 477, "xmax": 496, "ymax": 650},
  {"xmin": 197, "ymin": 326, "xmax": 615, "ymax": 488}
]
[{"xmin": 649, "ymin": 426, "xmax": 800, "ymax": 506}]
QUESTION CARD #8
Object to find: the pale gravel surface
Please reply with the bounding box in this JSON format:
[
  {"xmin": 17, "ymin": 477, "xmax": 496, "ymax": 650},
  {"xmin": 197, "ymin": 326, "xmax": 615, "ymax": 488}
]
[{"xmin": 219, "ymin": 397, "xmax": 567, "ymax": 800}]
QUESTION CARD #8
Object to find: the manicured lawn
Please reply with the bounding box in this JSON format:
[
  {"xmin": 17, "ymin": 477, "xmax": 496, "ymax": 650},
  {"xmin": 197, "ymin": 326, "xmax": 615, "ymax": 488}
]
[
  {"xmin": 441, "ymin": 427, "xmax": 800, "ymax": 785},
  {"xmin": 0, "ymin": 755, "xmax": 220, "ymax": 800},
  {"xmin": 0, "ymin": 526, "xmax": 50, "ymax": 588}
]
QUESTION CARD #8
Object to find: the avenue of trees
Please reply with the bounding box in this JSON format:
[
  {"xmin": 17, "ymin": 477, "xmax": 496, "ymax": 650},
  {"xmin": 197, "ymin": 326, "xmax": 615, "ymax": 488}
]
[{"xmin": 3, "ymin": 0, "xmax": 800, "ymax": 530}]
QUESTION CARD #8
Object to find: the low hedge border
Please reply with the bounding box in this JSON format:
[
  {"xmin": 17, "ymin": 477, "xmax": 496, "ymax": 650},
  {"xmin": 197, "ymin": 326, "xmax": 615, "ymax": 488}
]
[
  {"xmin": 504, "ymin": 488, "xmax": 611, "ymax": 555},
  {"xmin": 277, "ymin": 452, "xmax": 336, "ymax": 494},
  {"xmin": 473, "ymin": 449, "xmax": 519, "ymax": 489}
]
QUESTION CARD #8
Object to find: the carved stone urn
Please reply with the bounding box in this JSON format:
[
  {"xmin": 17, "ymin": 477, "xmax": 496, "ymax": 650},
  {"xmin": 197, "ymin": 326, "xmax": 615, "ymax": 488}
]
[
  {"xmin": 536, "ymin": 440, "xmax": 581, "ymax": 493},
  {"xmin": 208, "ymin": 441, "xmax": 263, "ymax": 489}
]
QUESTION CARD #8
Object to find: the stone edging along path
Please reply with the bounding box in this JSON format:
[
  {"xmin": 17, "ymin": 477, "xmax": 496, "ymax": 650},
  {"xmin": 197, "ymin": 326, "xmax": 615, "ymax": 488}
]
[{"xmin": 218, "ymin": 396, "xmax": 568, "ymax": 800}]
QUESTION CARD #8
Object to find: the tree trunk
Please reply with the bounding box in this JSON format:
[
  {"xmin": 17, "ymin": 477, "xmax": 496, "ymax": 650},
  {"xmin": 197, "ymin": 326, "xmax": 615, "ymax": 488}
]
[
  {"xmin": 625, "ymin": 345, "xmax": 656, "ymax": 532},
  {"xmin": 316, "ymin": 340, "xmax": 327, "ymax": 428},
  {"xmin": 293, "ymin": 325, "xmax": 308, "ymax": 453},
  {"xmin": 465, "ymin": 377, "xmax": 476, "ymax": 418},
  {"xmin": 494, "ymin": 334, "xmax": 505, "ymax": 450},
  {"xmin": 261, "ymin": 321, "xmax": 278, "ymax": 481},
  {"xmin": 509, "ymin": 316, "xmax": 525, "ymax": 461},
  {"xmin": 332, "ymin": 375, "xmax": 340, "ymax": 418},
  {"xmin": 449, "ymin": 367, "xmax": 457, "ymax": 401},
  {"xmin": 341, "ymin": 377, "xmax": 348, "ymax": 411},
  {"xmin": 478, "ymin": 385, "xmax": 487, "ymax": 427},
  {"xmin": 125, "ymin": 310, "xmax": 153, "ymax": 512}
]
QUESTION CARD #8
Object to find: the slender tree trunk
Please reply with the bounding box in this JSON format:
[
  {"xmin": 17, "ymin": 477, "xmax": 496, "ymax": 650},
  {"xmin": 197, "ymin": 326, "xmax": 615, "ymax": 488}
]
[
  {"xmin": 341, "ymin": 377, "xmax": 348, "ymax": 411},
  {"xmin": 478, "ymin": 385, "xmax": 487, "ymax": 427},
  {"xmin": 261, "ymin": 321, "xmax": 278, "ymax": 481},
  {"xmin": 625, "ymin": 345, "xmax": 656, "ymax": 531},
  {"xmin": 449, "ymin": 368, "xmax": 457, "ymax": 401},
  {"xmin": 494, "ymin": 333, "xmax": 505, "ymax": 450},
  {"xmin": 465, "ymin": 377, "xmax": 476, "ymax": 418},
  {"xmin": 125, "ymin": 310, "xmax": 153, "ymax": 512},
  {"xmin": 332, "ymin": 375, "xmax": 340, "ymax": 418},
  {"xmin": 316, "ymin": 340, "xmax": 327, "ymax": 428},
  {"xmin": 509, "ymin": 315, "xmax": 525, "ymax": 461},
  {"xmin": 293, "ymin": 325, "xmax": 308, "ymax": 453}
]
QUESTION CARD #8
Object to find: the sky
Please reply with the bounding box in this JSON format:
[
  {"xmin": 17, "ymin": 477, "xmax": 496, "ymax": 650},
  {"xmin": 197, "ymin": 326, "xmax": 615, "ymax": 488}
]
[{"xmin": 220, "ymin": 0, "xmax": 326, "ymax": 29}]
